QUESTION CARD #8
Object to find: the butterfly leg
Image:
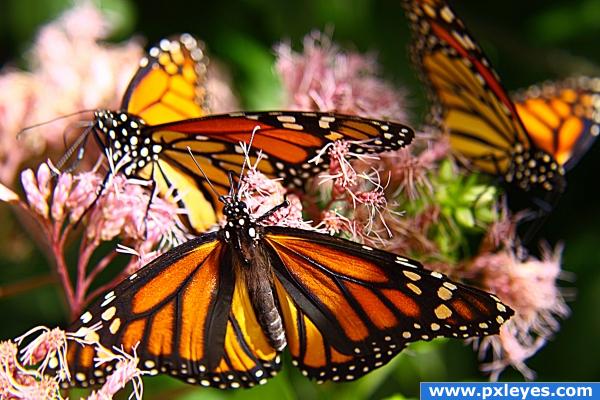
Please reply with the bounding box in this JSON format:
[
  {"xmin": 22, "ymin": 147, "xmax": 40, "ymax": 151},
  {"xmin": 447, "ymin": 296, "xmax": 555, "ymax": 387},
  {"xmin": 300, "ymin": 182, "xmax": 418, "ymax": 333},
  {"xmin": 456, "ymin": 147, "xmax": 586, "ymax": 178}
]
[
  {"xmin": 140, "ymin": 171, "xmax": 158, "ymax": 239},
  {"xmin": 72, "ymin": 169, "xmax": 113, "ymax": 229},
  {"xmin": 256, "ymin": 199, "xmax": 291, "ymax": 223}
]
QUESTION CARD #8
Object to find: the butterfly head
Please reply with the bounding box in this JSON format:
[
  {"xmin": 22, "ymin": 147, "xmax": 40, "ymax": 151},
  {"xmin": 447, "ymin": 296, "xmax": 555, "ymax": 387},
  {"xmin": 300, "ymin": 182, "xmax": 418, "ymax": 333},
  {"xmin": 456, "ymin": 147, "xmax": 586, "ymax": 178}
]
[
  {"xmin": 93, "ymin": 110, "xmax": 161, "ymax": 175},
  {"xmin": 221, "ymin": 197, "xmax": 253, "ymax": 227},
  {"xmin": 220, "ymin": 195, "xmax": 260, "ymax": 265}
]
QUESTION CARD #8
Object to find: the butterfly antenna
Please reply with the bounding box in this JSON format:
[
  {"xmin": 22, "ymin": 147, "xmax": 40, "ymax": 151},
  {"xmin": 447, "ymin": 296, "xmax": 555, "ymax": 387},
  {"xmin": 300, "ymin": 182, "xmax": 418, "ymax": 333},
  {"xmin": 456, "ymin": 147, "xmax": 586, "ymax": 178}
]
[
  {"xmin": 186, "ymin": 146, "xmax": 221, "ymax": 200},
  {"xmin": 237, "ymin": 125, "xmax": 260, "ymax": 191},
  {"xmin": 17, "ymin": 109, "xmax": 97, "ymax": 139},
  {"xmin": 227, "ymin": 170, "xmax": 237, "ymax": 197}
]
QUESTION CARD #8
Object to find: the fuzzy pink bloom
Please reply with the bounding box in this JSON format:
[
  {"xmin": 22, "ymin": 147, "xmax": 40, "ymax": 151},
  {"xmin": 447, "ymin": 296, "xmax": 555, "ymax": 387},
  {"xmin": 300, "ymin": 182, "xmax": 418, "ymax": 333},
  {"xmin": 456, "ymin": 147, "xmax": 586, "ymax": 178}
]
[
  {"xmin": 66, "ymin": 170, "xmax": 103, "ymax": 223},
  {"xmin": 238, "ymin": 160, "xmax": 316, "ymax": 231},
  {"xmin": 14, "ymin": 325, "xmax": 103, "ymax": 385},
  {"xmin": 0, "ymin": 181, "xmax": 19, "ymax": 203},
  {"xmin": 310, "ymin": 140, "xmax": 401, "ymax": 242},
  {"xmin": 87, "ymin": 346, "xmax": 145, "ymax": 400},
  {"xmin": 381, "ymin": 134, "xmax": 449, "ymax": 200},
  {"xmin": 0, "ymin": 324, "xmax": 121, "ymax": 399},
  {"xmin": 0, "ymin": 3, "xmax": 142, "ymax": 184},
  {"xmin": 15, "ymin": 327, "xmax": 68, "ymax": 374},
  {"xmin": 205, "ymin": 61, "xmax": 240, "ymax": 114},
  {"xmin": 358, "ymin": 130, "xmax": 453, "ymax": 256},
  {"xmin": 23, "ymin": 166, "xmax": 191, "ymax": 251},
  {"xmin": 86, "ymin": 176, "xmax": 150, "ymax": 242},
  {"xmin": 0, "ymin": 340, "xmax": 62, "ymax": 400},
  {"xmin": 7, "ymin": 161, "xmax": 190, "ymax": 317},
  {"xmin": 313, "ymin": 140, "xmax": 380, "ymax": 194},
  {"xmin": 468, "ymin": 245, "xmax": 569, "ymax": 380},
  {"xmin": 316, "ymin": 209, "xmax": 363, "ymax": 240},
  {"xmin": 81, "ymin": 176, "xmax": 190, "ymax": 261},
  {"xmin": 478, "ymin": 324, "xmax": 546, "ymax": 381},
  {"xmin": 20, "ymin": 168, "xmax": 49, "ymax": 218},
  {"xmin": 275, "ymin": 31, "xmax": 408, "ymax": 121},
  {"xmin": 350, "ymin": 170, "xmax": 393, "ymax": 236},
  {"xmin": 50, "ymin": 173, "xmax": 73, "ymax": 222},
  {"xmin": 313, "ymin": 140, "xmax": 373, "ymax": 192}
]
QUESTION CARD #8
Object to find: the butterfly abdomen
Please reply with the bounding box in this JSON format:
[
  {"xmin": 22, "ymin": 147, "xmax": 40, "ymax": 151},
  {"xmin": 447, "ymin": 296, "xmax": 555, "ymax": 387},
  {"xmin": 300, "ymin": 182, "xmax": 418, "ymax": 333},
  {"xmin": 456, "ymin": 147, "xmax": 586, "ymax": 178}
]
[
  {"xmin": 247, "ymin": 267, "xmax": 287, "ymax": 352},
  {"xmin": 236, "ymin": 237, "xmax": 286, "ymax": 351}
]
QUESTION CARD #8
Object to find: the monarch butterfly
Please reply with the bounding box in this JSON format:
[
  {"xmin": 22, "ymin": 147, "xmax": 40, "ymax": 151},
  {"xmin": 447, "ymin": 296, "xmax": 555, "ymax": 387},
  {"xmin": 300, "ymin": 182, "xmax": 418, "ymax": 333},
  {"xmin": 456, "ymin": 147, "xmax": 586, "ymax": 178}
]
[
  {"xmin": 403, "ymin": 0, "xmax": 600, "ymax": 240},
  {"xmin": 76, "ymin": 34, "xmax": 415, "ymax": 233},
  {"xmin": 61, "ymin": 174, "xmax": 513, "ymax": 389}
]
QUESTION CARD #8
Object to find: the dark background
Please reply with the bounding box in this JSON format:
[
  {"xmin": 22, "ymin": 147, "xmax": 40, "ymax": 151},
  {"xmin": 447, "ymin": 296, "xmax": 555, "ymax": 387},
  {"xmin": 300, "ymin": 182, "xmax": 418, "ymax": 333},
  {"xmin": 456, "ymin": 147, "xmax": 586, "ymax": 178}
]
[{"xmin": 1, "ymin": 0, "xmax": 599, "ymax": 398}]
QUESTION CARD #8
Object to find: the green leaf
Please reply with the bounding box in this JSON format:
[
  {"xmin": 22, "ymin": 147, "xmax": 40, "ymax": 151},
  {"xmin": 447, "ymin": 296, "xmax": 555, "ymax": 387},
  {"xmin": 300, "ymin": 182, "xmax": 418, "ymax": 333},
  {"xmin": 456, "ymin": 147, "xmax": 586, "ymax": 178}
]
[{"xmin": 455, "ymin": 207, "xmax": 475, "ymax": 228}]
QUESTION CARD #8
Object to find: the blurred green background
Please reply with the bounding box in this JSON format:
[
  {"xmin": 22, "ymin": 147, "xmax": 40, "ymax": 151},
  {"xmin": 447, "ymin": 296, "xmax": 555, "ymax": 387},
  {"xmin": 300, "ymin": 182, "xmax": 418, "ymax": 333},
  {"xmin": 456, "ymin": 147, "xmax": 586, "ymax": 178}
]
[{"xmin": 1, "ymin": 0, "xmax": 599, "ymax": 398}]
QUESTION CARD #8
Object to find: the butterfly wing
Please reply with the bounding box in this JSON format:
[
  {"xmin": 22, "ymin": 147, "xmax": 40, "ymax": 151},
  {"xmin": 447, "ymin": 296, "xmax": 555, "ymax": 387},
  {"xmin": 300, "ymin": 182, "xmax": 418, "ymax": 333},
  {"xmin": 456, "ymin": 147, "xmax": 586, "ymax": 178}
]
[
  {"xmin": 63, "ymin": 234, "xmax": 280, "ymax": 389},
  {"xmin": 514, "ymin": 77, "xmax": 600, "ymax": 171},
  {"xmin": 403, "ymin": 0, "xmax": 562, "ymax": 189},
  {"xmin": 263, "ymin": 227, "xmax": 513, "ymax": 382},
  {"xmin": 121, "ymin": 34, "xmax": 209, "ymax": 124},
  {"xmin": 136, "ymin": 112, "xmax": 414, "ymax": 232}
]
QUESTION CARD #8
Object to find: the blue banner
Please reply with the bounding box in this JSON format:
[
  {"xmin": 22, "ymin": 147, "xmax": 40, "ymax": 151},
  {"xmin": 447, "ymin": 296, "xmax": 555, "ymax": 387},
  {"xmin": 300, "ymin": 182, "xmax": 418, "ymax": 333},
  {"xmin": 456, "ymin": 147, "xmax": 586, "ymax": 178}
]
[{"xmin": 421, "ymin": 382, "xmax": 599, "ymax": 400}]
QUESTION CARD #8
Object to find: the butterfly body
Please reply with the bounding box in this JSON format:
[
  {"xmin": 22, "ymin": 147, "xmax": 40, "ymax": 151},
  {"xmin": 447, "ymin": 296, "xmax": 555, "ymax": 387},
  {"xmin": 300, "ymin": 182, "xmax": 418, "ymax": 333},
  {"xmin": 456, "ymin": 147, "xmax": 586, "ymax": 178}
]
[{"xmin": 219, "ymin": 197, "xmax": 287, "ymax": 352}]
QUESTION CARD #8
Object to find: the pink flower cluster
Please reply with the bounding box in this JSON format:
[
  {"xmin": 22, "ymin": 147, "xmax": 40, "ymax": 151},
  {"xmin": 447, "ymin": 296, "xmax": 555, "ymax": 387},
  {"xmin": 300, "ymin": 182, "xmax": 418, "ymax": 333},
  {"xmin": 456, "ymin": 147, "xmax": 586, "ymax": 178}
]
[
  {"xmin": 5, "ymin": 161, "xmax": 189, "ymax": 320},
  {"xmin": 275, "ymin": 31, "xmax": 408, "ymax": 121},
  {"xmin": 236, "ymin": 150, "xmax": 316, "ymax": 230},
  {"xmin": 469, "ymin": 244, "xmax": 568, "ymax": 380},
  {"xmin": 85, "ymin": 345, "xmax": 146, "ymax": 400},
  {"xmin": 0, "ymin": 340, "xmax": 61, "ymax": 400},
  {"xmin": 0, "ymin": 325, "xmax": 146, "ymax": 400},
  {"xmin": 0, "ymin": 3, "xmax": 143, "ymax": 185},
  {"xmin": 307, "ymin": 139, "xmax": 397, "ymax": 241},
  {"xmin": 0, "ymin": 158, "xmax": 186, "ymax": 397},
  {"xmin": 21, "ymin": 162, "xmax": 188, "ymax": 249}
]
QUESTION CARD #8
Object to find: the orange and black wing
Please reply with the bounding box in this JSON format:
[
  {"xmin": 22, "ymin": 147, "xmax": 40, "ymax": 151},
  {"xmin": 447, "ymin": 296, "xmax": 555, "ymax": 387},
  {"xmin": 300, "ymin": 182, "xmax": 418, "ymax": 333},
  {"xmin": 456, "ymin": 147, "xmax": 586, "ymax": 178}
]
[
  {"xmin": 403, "ymin": 0, "xmax": 531, "ymax": 177},
  {"xmin": 63, "ymin": 234, "xmax": 280, "ymax": 389},
  {"xmin": 514, "ymin": 77, "xmax": 600, "ymax": 171},
  {"xmin": 121, "ymin": 33, "xmax": 209, "ymax": 124},
  {"xmin": 263, "ymin": 227, "xmax": 513, "ymax": 382},
  {"xmin": 139, "ymin": 112, "xmax": 414, "ymax": 232}
]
